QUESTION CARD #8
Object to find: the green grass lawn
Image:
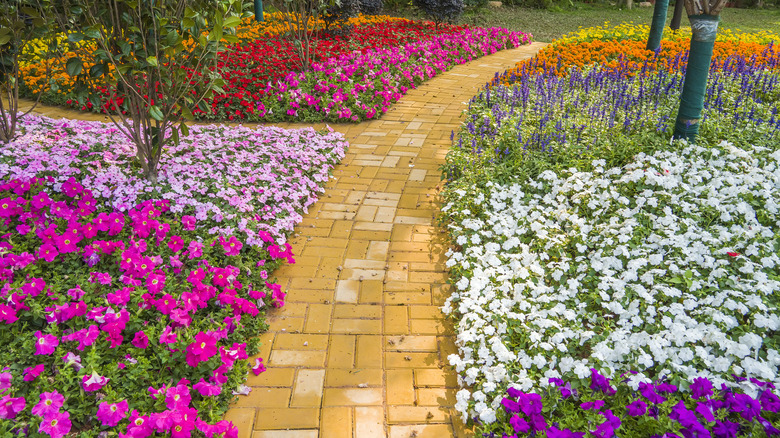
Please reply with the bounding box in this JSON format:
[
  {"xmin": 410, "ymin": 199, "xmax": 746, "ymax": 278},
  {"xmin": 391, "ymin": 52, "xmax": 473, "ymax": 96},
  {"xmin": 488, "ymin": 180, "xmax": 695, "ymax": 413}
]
[{"xmin": 389, "ymin": 4, "xmax": 780, "ymax": 42}]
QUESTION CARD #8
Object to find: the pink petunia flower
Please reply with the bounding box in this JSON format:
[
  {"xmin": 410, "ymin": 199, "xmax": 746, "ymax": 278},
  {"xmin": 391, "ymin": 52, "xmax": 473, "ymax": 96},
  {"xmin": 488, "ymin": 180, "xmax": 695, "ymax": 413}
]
[
  {"xmin": 146, "ymin": 272, "xmax": 166, "ymax": 294},
  {"xmin": 159, "ymin": 325, "xmax": 178, "ymax": 344},
  {"xmin": 126, "ymin": 410, "xmax": 153, "ymax": 438},
  {"xmin": 0, "ymin": 304, "xmax": 18, "ymax": 324},
  {"xmin": 37, "ymin": 243, "xmax": 59, "ymax": 263},
  {"xmin": 82, "ymin": 371, "xmax": 110, "ymax": 392},
  {"xmin": 32, "ymin": 391, "xmax": 65, "ymax": 417},
  {"xmin": 251, "ymin": 357, "xmax": 267, "ymax": 376},
  {"xmin": 23, "ymin": 364, "xmax": 44, "ymax": 381},
  {"xmin": 187, "ymin": 241, "xmax": 203, "ymax": 259},
  {"xmin": 96, "ymin": 400, "xmax": 129, "ymax": 427},
  {"xmin": 38, "ymin": 410, "xmax": 71, "ymax": 438},
  {"xmin": 34, "ymin": 331, "xmax": 59, "ymax": 355},
  {"xmin": 0, "ymin": 372, "xmax": 11, "ymax": 391},
  {"xmin": 167, "ymin": 235, "xmax": 185, "ymax": 253},
  {"xmin": 193, "ymin": 379, "xmax": 222, "ymax": 397},
  {"xmin": 166, "ymin": 384, "xmax": 191, "ymax": 410},
  {"xmin": 0, "ymin": 396, "xmax": 25, "ymax": 420},
  {"xmin": 181, "ymin": 216, "xmax": 196, "ymax": 231},
  {"xmin": 185, "ymin": 331, "xmax": 218, "ymax": 367},
  {"xmin": 132, "ymin": 331, "xmax": 149, "ymax": 349}
]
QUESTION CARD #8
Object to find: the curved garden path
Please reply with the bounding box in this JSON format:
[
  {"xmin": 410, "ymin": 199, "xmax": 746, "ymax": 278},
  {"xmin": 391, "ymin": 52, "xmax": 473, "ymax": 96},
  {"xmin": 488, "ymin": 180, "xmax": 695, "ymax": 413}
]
[{"xmin": 24, "ymin": 41, "xmax": 545, "ymax": 437}]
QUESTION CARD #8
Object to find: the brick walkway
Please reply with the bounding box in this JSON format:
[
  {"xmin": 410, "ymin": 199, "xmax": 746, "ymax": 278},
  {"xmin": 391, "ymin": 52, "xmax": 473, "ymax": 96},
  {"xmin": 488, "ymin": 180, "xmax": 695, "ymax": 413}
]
[{"xmin": 24, "ymin": 42, "xmax": 545, "ymax": 437}]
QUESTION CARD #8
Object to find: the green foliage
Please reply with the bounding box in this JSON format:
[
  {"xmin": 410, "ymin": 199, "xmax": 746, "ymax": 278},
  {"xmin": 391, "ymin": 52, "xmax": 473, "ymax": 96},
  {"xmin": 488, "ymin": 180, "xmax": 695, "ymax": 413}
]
[
  {"xmin": 52, "ymin": 0, "xmax": 244, "ymax": 182},
  {"xmin": 0, "ymin": 0, "xmax": 53, "ymax": 143},
  {"xmin": 413, "ymin": 0, "xmax": 464, "ymax": 24}
]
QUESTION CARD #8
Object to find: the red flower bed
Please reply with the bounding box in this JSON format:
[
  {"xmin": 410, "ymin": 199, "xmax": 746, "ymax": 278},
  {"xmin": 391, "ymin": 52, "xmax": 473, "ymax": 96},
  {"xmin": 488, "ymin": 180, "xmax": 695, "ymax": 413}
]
[{"xmin": 67, "ymin": 20, "xmax": 467, "ymax": 120}]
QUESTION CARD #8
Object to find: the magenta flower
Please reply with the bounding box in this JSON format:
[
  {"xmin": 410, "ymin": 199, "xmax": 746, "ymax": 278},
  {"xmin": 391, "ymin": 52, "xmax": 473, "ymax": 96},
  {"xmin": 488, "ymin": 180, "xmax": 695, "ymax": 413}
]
[
  {"xmin": 159, "ymin": 325, "xmax": 178, "ymax": 344},
  {"xmin": 181, "ymin": 215, "xmax": 196, "ymax": 230},
  {"xmin": 32, "ymin": 391, "xmax": 65, "ymax": 417},
  {"xmin": 54, "ymin": 230, "xmax": 81, "ymax": 253},
  {"xmin": 23, "ymin": 363, "xmax": 44, "ymax": 381},
  {"xmin": 193, "ymin": 379, "xmax": 222, "ymax": 397},
  {"xmin": 38, "ymin": 410, "xmax": 72, "ymax": 438},
  {"xmin": 187, "ymin": 240, "xmax": 203, "ymax": 258},
  {"xmin": 185, "ymin": 331, "xmax": 218, "ymax": 366},
  {"xmin": 0, "ymin": 372, "xmax": 11, "ymax": 391},
  {"xmin": 167, "ymin": 235, "xmax": 185, "ymax": 253},
  {"xmin": 0, "ymin": 303, "xmax": 18, "ymax": 324},
  {"xmin": 82, "ymin": 371, "xmax": 110, "ymax": 392},
  {"xmin": 96, "ymin": 400, "xmax": 129, "ymax": 426},
  {"xmin": 166, "ymin": 384, "xmax": 191, "ymax": 409},
  {"xmin": 126, "ymin": 410, "xmax": 153, "ymax": 438},
  {"xmin": 34, "ymin": 331, "xmax": 59, "ymax": 355},
  {"xmin": 0, "ymin": 396, "xmax": 25, "ymax": 420},
  {"xmin": 146, "ymin": 272, "xmax": 166, "ymax": 294},
  {"xmin": 220, "ymin": 236, "xmax": 243, "ymax": 256},
  {"xmin": 37, "ymin": 242, "xmax": 59, "ymax": 262},
  {"xmin": 132, "ymin": 331, "xmax": 149, "ymax": 349},
  {"xmin": 251, "ymin": 357, "xmax": 266, "ymax": 376}
]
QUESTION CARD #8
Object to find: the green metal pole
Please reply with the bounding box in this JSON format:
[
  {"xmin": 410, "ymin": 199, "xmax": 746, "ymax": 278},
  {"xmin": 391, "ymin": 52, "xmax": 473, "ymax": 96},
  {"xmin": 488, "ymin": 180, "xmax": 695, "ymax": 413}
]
[
  {"xmin": 646, "ymin": 0, "xmax": 669, "ymax": 51},
  {"xmin": 254, "ymin": 0, "xmax": 264, "ymax": 22},
  {"xmin": 673, "ymin": 14, "xmax": 720, "ymax": 142}
]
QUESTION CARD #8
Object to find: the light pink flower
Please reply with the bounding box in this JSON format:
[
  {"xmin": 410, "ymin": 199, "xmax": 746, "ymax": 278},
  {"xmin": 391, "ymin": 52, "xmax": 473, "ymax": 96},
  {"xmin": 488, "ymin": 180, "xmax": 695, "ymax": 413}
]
[{"xmin": 82, "ymin": 371, "xmax": 110, "ymax": 392}]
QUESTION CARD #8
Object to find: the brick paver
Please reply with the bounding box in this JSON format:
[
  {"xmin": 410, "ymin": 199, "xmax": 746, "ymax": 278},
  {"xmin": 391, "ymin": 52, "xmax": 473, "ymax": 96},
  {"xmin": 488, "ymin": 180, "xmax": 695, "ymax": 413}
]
[{"xmin": 25, "ymin": 42, "xmax": 545, "ymax": 437}]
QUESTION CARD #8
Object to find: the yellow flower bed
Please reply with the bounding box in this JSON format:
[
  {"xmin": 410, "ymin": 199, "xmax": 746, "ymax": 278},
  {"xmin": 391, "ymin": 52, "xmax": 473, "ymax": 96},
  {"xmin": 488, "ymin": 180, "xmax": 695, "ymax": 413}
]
[{"xmin": 555, "ymin": 21, "xmax": 780, "ymax": 46}]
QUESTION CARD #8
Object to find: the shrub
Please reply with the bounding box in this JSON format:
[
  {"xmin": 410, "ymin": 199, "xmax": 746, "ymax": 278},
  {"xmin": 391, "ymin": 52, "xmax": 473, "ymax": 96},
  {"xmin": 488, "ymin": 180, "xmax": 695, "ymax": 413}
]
[
  {"xmin": 324, "ymin": 0, "xmax": 362, "ymax": 30},
  {"xmin": 359, "ymin": 0, "xmax": 384, "ymax": 14},
  {"xmin": 412, "ymin": 0, "xmax": 464, "ymax": 25}
]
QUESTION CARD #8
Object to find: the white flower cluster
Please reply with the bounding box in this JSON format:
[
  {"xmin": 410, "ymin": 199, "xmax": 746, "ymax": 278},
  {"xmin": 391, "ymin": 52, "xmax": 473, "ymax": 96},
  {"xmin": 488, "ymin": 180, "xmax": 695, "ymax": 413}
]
[{"xmin": 443, "ymin": 141, "xmax": 780, "ymax": 422}]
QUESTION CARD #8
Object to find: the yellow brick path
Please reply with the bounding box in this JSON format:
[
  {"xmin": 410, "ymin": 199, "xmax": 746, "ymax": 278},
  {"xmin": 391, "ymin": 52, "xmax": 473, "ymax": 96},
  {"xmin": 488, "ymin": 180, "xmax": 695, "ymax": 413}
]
[{"xmin": 24, "ymin": 42, "xmax": 545, "ymax": 437}]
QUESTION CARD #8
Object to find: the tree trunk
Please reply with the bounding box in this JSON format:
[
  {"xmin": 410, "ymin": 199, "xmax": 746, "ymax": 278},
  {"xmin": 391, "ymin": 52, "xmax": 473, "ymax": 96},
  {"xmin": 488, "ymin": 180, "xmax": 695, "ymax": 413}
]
[
  {"xmin": 672, "ymin": 13, "xmax": 720, "ymax": 142},
  {"xmin": 647, "ymin": 0, "xmax": 669, "ymax": 51},
  {"xmin": 670, "ymin": 0, "xmax": 685, "ymax": 31}
]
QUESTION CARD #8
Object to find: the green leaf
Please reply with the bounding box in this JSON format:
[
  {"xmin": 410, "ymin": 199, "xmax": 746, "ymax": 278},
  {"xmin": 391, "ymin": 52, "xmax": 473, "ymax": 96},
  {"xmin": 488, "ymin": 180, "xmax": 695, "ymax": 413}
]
[
  {"xmin": 0, "ymin": 34, "xmax": 10, "ymax": 46},
  {"xmin": 149, "ymin": 106, "xmax": 164, "ymax": 121},
  {"xmin": 65, "ymin": 57, "xmax": 83, "ymax": 77},
  {"xmin": 146, "ymin": 56, "xmax": 158, "ymax": 67},
  {"xmin": 223, "ymin": 16, "xmax": 241, "ymax": 28},
  {"xmin": 89, "ymin": 63, "xmax": 106, "ymax": 78},
  {"xmin": 179, "ymin": 122, "xmax": 190, "ymax": 137},
  {"xmin": 67, "ymin": 32, "xmax": 84, "ymax": 43},
  {"xmin": 180, "ymin": 105, "xmax": 194, "ymax": 121}
]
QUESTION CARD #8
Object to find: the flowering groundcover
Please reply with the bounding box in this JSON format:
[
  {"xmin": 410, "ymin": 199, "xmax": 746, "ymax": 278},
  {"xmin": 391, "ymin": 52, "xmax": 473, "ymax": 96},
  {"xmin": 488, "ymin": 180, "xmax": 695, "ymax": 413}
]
[
  {"xmin": 20, "ymin": 18, "xmax": 531, "ymax": 123},
  {"xmin": 441, "ymin": 26, "xmax": 780, "ymax": 437},
  {"xmin": 0, "ymin": 118, "xmax": 347, "ymax": 437}
]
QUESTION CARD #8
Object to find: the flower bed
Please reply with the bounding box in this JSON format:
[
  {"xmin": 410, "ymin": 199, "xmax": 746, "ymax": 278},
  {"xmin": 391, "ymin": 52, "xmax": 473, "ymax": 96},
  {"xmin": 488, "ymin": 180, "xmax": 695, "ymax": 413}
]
[
  {"xmin": 441, "ymin": 26, "xmax": 780, "ymax": 437},
  {"xmin": 0, "ymin": 116, "xmax": 346, "ymax": 246},
  {"xmin": 0, "ymin": 118, "xmax": 346, "ymax": 436},
  {"xmin": 20, "ymin": 17, "xmax": 531, "ymax": 123},
  {"xmin": 495, "ymin": 23, "xmax": 778, "ymax": 82}
]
